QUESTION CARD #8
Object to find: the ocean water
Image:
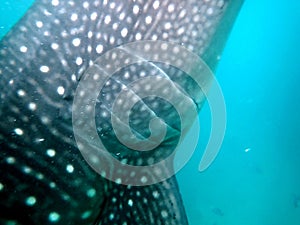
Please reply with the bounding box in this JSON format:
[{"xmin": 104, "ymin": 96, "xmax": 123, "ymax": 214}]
[
  {"xmin": 0, "ymin": 1, "xmax": 299, "ymax": 225},
  {"xmin": 177, "ymin": 0, "xmax": 300, "ymax": 225}
]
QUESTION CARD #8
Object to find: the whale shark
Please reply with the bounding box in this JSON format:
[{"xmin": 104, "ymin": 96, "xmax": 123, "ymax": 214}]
[{"xmin": 0, "ymin": 0, "xmax": 244, "ymax": 224}]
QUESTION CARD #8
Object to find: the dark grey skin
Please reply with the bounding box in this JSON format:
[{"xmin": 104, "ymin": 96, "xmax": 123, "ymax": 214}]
[{"xmin": 0, "ymin": 0, "xmax": 243, "ymax": 224}]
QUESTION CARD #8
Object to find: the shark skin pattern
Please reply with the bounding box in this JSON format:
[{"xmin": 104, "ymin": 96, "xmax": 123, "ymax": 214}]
[{"xmin": 0, "ymin": 0, "xmax": 244, "ymax": 224}]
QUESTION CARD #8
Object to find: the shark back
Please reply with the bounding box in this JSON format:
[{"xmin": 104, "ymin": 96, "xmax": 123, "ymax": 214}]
[{"xmin": 0, "ymin": 0, "xmax": 243, "ymax": 224}]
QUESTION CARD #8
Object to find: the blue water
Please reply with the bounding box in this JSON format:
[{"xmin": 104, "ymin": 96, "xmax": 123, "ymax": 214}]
[
  {"xmin": 0, "ymin": 0, "xmax": 35, "ymax": 38},
  {"xmin": 178, "ymin": 1, "xmax": 300, "ymax": 225},
  {"xmin": 1, "ymin": 0, "xmax": 299, "ymax": 225}
]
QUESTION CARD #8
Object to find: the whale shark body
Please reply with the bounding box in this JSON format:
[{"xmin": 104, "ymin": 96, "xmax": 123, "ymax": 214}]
[{"xmin": 0, "ymin": 0, "xmax": 243, "ymax": 224}]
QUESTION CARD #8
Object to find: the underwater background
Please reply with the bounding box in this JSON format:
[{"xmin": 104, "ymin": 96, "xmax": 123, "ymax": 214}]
[{"xmin": 0, "ymin": 0, "xmax": 299, "ymax": 225}]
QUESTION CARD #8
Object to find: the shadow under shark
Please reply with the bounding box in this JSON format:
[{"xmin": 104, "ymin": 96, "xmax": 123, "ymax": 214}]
[{"xmin": 0, "ymin": 0, "xmax": 243, "ymax": 224}]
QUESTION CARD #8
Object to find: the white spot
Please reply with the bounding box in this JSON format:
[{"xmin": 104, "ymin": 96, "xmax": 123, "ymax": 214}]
[
  {"xmin": 152, "ymin": 191, "xmax": 159, "ymax": 198},
  {"xmin": 161, "ymin": 210, "xmax": 168, "ymax": 218},
  {"xmin": 72, "ymin": 38, "xmax": 81, "ymax": 47},
  {"xmin": 217, "ymin": 0, "xmax": 225, "ymax": 7},
  {"xmin": 135, "ymin": 33, "xmax": 142, "ymax": 40},
  {"xmin": 153, "ymin": 0, "xmax": 160, "ymax": 9},
  {"xmin": 88, "ymin": 31, "xmax": 93, "ymax": 38},
  {"xmin": 164, "ymin": 22, "xmax": 172, "ymax": 30},
  {"xmin": 101, "ymin": 111, "xmax": 108, "ymax": 117},
  {"xmin": 177, "ymin": 27, "xmax": 185, "ymax": 35},
  {"xmin": 61, "ymin": 59, "xmax": 67, "ymax": 67},
  {"xmin": 128, "ymin": 199, "xmax": 133, "ymax": 207},
  {"xmin": 51, "ymin": 0, "xmax": 59, "ymax": 6},
  {"xmin": 35, "ymin": 138, "xmax": 45, "ymax": 142},
  {"xmin": 109, "ymin": 213, "xmax": 114, "ymax": 220},
  {"xmin": 9, "ymin": 79, "xmax": 14, "ymax": 85},
  {"xmin": 140, "ymin": 176, "xmax": 147, "ymax": 183},
  {"xmin": 207, "ymin": 8, "xmax": 214, "ymax": 15},
  {"xmin": 36, "ymin": 21, "xmax": 43, "ymax": 28},
  {"xmin": 110, "ymin": 36, "xmax": 115, "ymax": 45},
  {"xmin": 44, "ymin": 9, "xmax": 52, "ymax": 16},
  {"xmin": 110, "ymin": 2, "xmax": 116, "ymax": 9},
  {"xmin": 86, "ymin": 188, "xmax": 96, "ymax": 198},
  {"xmin": 87, "ymin": 45, "xmax": 92, "ymax": 53},
  {"xmin": 92, "ymin": 74, "xmax": 99, "ymax": 81},
  {"xmin": 112, "ymin": 23, "xmax": 118, "ymax": 30},
  {"xmin": 49, "ymin": 182, "xmax": 56, "ymax": 188},
  {"xmin": 28, "ymin": 102, "xmax": 37, "ymax": 111},
  {"xmin": 36, "ymin": 173, "xmax": 44, "ymax": 180},
  {"xmin": 144, "ymin": 44, "xmax": 151, "ymax": 52},
  {"xmin": 168, "ymin": 4, "xmax": 175, "ymax": 13},
  {"xmin": 96, "ymin": 32, "xmax": 101, "ymax": 39},
  {"xmin": 151, "ymin": 34, "xmax": 158, "ymax": 40},
  {"xmin": 90, "ymin": 12, "xmax": 97, "ymax": 21},
  {"xmin": 81, "ymin": 211, "xmax": 92, "ymax": 219},
  {"xmin": 14, "ymin": 128, "xmax": 23, "ymax": 136},
  {"xmin": 9, "ymin": 60, "xmax": 16, "ymax": 65},
  {"xmin": 20, "ymin": 46, "xmax": 28, "ymax": 53},
  {"xmin": 82, "ymin": 15, "xmax": 88, "ymax": 21},
  {"xmin": 115, "ymin": 178, "xmax": 122, "ymax": 184},
  {"xmin": 51, "ymin": 43, "xmax": 59, "ymax": 50},
  {"xmin": 104, "ymin": 15, "xmax": 111, "ymax": 24},
  {"xmin": 173, "ymin": 46, "xmax": 180, "ymax": 54},
  {"xmin": 70, "ymin": 13, "xmax": 78, "ymax": 21},
  {"xmin": 40, "ymin": 65, "xmax": 50, "ymax": 73},
  {"xmin": 17, "ymin": 89, "xmax": 26, "ymax": 96},
  {"xmin": 0, "ymin": 183, "xmax": 3, "ymax": 191},
  {"xmin": 66, "ymin": 164, "xmax": 74, "ymax": 173},
  {"xmin": 187, "ymin": 25, "xmax": 196, "ymax": 35},
  {"xmin": 57, "ymin": 86, "xmax": 65, "ymax": 95},
  {"xmin": 96, "ymin": 44, "xmax": 103, "ymax": 54},
  {"xmin": 49, "ymin": 212, "xmax": 60, "ymax": 222},
  {"xmin": 83, "ymin": 1, "xmax": 89, "ymax": 8},
  {"xmin": 26, "ymin": 196, "xmax": 37, "ymax": 206},
  {"xmin": 62, "ymin": 194, "xmax": 70, "ymax": 201},
  {"xmin": 46, "ymin": 149, "xmax": 56, "ymax": 157},
  {"xmin": 41, "ymin": 116, "xmax": 50, "ymax": 124},
  {"xmin": 71, "ymin": 74, "xmax": 76, "ymax": 81},
  {"xmin": 121, "ymin": 28, "xmax": 128, "ymax": 37},
  {"xmin": 133, "ymin": 5, "xmax": 140, "ymax": 15},
  {"xmin": 61, "ymin": 30, "xmax": 68, "ymax": 38},
  {"xmin": 6, "ymin": 157, "xmax": 16, "ymax": 164},
  {"xmin": 161, "ymin": 43, "xmax": 168, "ymax": 50},
  {"xmin": 76, "ymin": 57, "xmax": 83, "ymax": 65},
  {"xmin": 119, "ymin": 12, "xmax": 125, "ymax": 20},
  {"xmin": 124, "ymin": 72, "xmax": 130, "ymax": 79},
  {"xmin": 145, "ymin": 16, "xmax": 152, "ymax": 24},
  {"xmin": 23, "ymin": 166, "xmax": 32, "ymax": 174},
  {"xmin": 179, "ymin": 9, "xmax": 187, "ymax": 18},
  {"xmin": 162, "ymin": 32, "xmax": 169, "ymax": 39}
]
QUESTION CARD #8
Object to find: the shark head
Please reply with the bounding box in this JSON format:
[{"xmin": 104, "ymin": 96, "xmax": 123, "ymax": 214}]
[{"xmin": 0, "ymin": 0, "xmax": 243, "ymax": 224}]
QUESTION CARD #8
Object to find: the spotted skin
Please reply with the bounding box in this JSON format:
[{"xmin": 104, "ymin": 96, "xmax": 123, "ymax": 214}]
[{"xmin": 0, "ymin": 0, "xmax": 243, "ymax": 224}]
